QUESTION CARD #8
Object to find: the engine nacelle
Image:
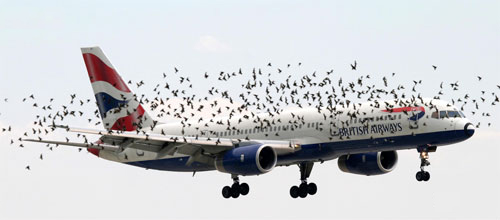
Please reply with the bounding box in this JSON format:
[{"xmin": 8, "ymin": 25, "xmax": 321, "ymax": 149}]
[
  {"xmin": 215, "ymin": 144, "xmax": 277, "ymax": 176},
  {"xmin": 338, "ymin": 151, "xmax": 398, "ymax": 176}
]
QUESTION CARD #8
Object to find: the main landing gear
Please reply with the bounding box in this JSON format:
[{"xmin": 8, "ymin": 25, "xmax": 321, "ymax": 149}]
[
  {"xmin": 222, "ymin": 175, "xmax": 249, "ymax": 199},
  {"xmin": 415, "ymin": 146, "xmax": 432, "ymax": 182},
  {"xmin": 290, "ymin": 162, "xmax": 317, "ymax": 199}
]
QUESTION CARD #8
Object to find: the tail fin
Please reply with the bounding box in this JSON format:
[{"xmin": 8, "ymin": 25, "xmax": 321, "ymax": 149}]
[{"xmin": 81, "ymin": 46, "xmax": 155, "ymax": 131}]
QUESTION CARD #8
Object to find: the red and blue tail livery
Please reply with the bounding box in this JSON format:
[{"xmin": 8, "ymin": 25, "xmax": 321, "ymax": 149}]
[{"xmin": 81, "ymin": 47, "xmax": 154, "ymax": 131}]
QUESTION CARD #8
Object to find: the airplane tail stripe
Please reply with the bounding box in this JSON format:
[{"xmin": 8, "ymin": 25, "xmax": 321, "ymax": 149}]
[
  {"xmin": 95, "ymin": 92, "xmax": 131, "ymax": 118},
  {"xmin": 82, "ymin": 53, "xmax": 131, "ymax": 93},
  {"xmin": 110, "ymin": 105, "xmax": 146, "ymax": 131},
  {"xmin": 91, "ymin": 81, "xmax": 133, "ymax": 100}
]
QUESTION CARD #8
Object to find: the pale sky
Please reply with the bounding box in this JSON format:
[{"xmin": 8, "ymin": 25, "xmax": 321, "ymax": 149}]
[{"xmin": 0, "ymin": 1, "xmax": 499, "ymax": 219}]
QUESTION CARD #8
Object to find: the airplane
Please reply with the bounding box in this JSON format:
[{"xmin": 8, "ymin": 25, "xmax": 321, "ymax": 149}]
[{"xmin": 24, "ymin": 46, "xmax": 475, "ymax": 199}]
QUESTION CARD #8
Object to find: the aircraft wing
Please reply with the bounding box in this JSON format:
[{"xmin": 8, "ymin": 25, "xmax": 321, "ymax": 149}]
[
  {"xmin": 24, "ymin": 126, "xmax": 297, "ymax": 165},
  {"xmin": 66, "ymin": 127, "xmax": 235, "ymax": 154}
]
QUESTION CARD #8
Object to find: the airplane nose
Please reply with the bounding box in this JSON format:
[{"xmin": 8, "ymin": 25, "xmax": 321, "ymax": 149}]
[{"xmin": 464, "ymin": 123, "xmax": 475, "ymax": 137}]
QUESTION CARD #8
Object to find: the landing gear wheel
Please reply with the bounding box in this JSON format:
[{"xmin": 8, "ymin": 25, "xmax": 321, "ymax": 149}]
[
  {"xmin": 416, "ymin": 171, "xmax": 423, "ymax": 181},
  {"xmin": 231, "ymin": 183, "xmax": 240, "ymax": 198},
  {"xmin": 222, "ymin": 186, "xmax": 231, "ymax": 199},
  {"xmin": 308, "ymin": 182, "xmax": 317, "ymax": 195},
  {"xmin": 290, "ymin": 186, "xmax": 299, "ymax": 198},
  {"xmin": 423, "ymin": 171, "xmax": 430, "ymax": 181},
  {"xmin": 239, "ymin": 183, "xmax": 249, "ymax": 196},
  {"xmin": 299, "ymin": 183, "xmax": 308, "ymax": 198}
]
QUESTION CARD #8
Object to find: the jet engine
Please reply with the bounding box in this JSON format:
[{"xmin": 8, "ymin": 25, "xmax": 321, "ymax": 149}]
[
  {"xmin": 338, "ymin": 151, "xmax": 398, "ymax": 176},
  {"xmin": 215, "ymin": 144, "xmax": 277, "ymax": 176}
]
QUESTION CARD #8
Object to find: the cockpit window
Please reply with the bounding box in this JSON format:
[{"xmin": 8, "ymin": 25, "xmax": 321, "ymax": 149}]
[
  {"xmin": 438, "ymin": 110, "xmax": 462, "ymax": 119},
  {"xmin": 447, "ymin": 111, "xmax": 462, "ymax": 118}
]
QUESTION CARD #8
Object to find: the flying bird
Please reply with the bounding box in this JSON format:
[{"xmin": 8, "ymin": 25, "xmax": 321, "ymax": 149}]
[{"xmin": 351, "ymin": 60, "xmax": 357, "ymax": 70}]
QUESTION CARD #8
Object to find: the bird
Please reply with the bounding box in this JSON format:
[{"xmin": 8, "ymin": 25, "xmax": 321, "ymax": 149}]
[
  {"xmin": 40, "ymin": 154, "xmax": 43, "ymax": 160},
  {"xmin": 25, "ymin": 165, "xmax": 30, "ymax": 170},
  {"xmin": 477, "ymin": 76, "xmax": 482, "ymax": 81},
  {"xmin": 351, "ymin": 60, "xmax": 357, "ymax": 70},
  {"xmin": 432, "ymin": 65, "xmax": 437, "ymax": 70}
]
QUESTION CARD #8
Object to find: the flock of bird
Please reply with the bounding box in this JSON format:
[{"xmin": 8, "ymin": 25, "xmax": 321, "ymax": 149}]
[{"xmin": 1, "ymin": 61, "xmax": 499, "ymax": 171}]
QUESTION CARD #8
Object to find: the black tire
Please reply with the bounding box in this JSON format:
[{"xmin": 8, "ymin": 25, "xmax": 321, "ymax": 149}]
[
  {"xmin": 290, "ymin": 186, "xmax": 299, "ymax": 198},
  {"xmin": 231, "ymin": 183, "xmax": 240, "ymax": 198},
  {"xmin": 240, "ymin": 183, "xmax": 249, "ymax": 196},
  {"xmin": 423, "ymin": 171, "xmax": 430, "ymax": 181},
  {"xmin": 222, "ymin": 186, "xmax": 231, "ymax": 199},
  {"xmin": 299, "ymin": 183, "xmax": 308, "ymax": 198},
  {"xmin": 416, "ymin": 171, "xmax": 423, "ymax": 181},
  {"xmin": 308, "ymin": 182, "xmax": 317, "ymax": 195}
]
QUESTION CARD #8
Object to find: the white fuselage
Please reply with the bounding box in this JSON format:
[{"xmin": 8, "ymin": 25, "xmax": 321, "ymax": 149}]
[{"xmin": 98, "ymin": 98, "xmax": 473, "ymax": 170}]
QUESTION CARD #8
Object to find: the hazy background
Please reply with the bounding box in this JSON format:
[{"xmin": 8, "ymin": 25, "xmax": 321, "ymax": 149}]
[{"xmin": 0, "ymin": 1, "xmax": 499, "ymax": 219}]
